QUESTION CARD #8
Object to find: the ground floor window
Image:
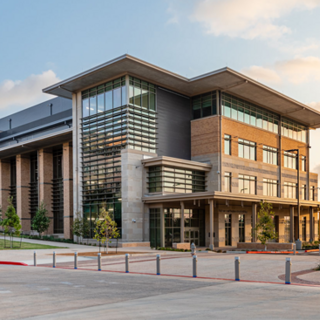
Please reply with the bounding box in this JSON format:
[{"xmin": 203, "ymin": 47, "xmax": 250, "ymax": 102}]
[
  {"xmin": 302, "ymin": 216, "xmax": 306, "ymax": 241},
  {"xmin": 225, "ymin": 214, "xmax": 232, "ymax": 246},
  {"xmin": 238, "ymin": 214, "xmax": 245, "ymax": 242},
  {"xmin": 284, "ymin": 216, "xmax": 290, "ymax": 243},
  {"xmin": 150, "ymin": 208, "xmax": 160, "ymax": 248}
]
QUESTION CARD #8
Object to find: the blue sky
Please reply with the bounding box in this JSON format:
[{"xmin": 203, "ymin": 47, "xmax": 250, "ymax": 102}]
[{"xmin": 1, "ymin": 0, "xmax": 320, "ymax": 168}]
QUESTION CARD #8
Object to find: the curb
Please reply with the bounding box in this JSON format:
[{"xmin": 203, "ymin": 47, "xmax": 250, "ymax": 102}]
[{"xmin": 0, "ymin": 261, "xmax": 28, "ymax": 266}]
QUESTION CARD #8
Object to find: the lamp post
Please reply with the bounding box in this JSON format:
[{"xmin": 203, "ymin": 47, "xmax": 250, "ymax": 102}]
[{"xmin": 285, "ymin": 149, "xmax": 302, "ymax": 250}]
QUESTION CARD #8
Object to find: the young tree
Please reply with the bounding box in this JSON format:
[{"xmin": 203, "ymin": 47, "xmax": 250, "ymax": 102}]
[
  {"xmin": 1, "ymin": 197, "xmax": 21, "ymax": 247},
  {"xmin": 254, "ymin": 201, "xmax": 278, "ymax": 250},
  {"xmin": 31, "ymin": 201, "xmax": 50, "ymax": 238},
  {"xmin": 93, "ymin": 205, "xmax": 120, "ymax": 254},
  {"xmin": 72, "ymin": 211, "xmax": 90, "ymax": 243}
]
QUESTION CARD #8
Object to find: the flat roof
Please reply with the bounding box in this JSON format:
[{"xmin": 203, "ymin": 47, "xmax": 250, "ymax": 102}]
[{"xmin": 43, "ymin": 54, "xmax": 320, "ymax": 128}]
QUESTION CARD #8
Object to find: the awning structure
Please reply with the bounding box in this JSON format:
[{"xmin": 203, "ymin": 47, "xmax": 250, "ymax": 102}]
[{"xmin": 43, "ymin": 54, "xmax": 320, "ymax": 128}]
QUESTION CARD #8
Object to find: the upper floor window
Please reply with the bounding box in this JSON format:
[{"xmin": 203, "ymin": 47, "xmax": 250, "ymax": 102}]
[
  {"xmin": 281, "ymin": 118, "xmax": 307, "ymax": 143},
  {"xmin": 238, "ymin": 174, "xmax": 256, "ymax": 194},
  {"xmin": 301, "ymin": 156, "xmax": 306, "ymax": 172},
  {"xmin": 301, "ymin": 184, "xmax": 306, "ymax": 200},
  {"xmin": 222, "ymin": 93, "xmax": 279, "ymax": 134},
  {"xmin": 224, "ymin": 134, "xmax": 231, "ymax": 155},
  {"xmin": 284, "ymin": 152, "xmax": 297, "ymax": 169},
  {"xmin": 238, "ymin": 139, "xmax": 256, "ymax": 161},
  {"xmin": 192, "ymin": 91, "xmax": 217, "ymax": 119},
  {"xmin": 224, "ymin": 172, "xmax": 232, "ymax": 192},
  {"xmin": 263, "ymin": 179, "xmax": 278, "ymax": 197},
  {"xmin": 263, "ymin": 146, "xmax": 278, "ymax": 165},
  {"xmin": 284, "ymin": 182, "xmax": 296, "ymax": 199},
  {"xmin": 82, "ymin": 76, "xmax": 126, "ymax": 118},
  {"xmin": 310, "ymin": 186, "xmax": 315, "ymax": 201}
]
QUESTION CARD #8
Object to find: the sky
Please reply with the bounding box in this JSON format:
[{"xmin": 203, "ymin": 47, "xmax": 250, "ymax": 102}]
[{"xmin": 0, "ymin": 0, "xmax": 320, "ymax": 173}]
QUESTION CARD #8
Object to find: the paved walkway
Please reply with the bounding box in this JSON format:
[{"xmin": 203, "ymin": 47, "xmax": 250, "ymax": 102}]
[{"xmin": 1, "ymin": 265, "xmax": 320, "ymax": 320}]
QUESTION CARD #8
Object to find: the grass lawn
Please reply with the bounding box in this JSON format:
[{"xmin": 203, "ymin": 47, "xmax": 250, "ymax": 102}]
[{"xmin": 0, "ymin": 239, "xmax": 66, "ymax": 250}]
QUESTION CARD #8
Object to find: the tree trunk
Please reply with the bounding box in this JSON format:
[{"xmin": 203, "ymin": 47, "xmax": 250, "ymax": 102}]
[
  {"xmin": 264, "ymin": 244, "xmax": 267, "ymax": 251},
  {"xmin": 106, "ymin": 238, "xmax": 109, "ymax": 254}
]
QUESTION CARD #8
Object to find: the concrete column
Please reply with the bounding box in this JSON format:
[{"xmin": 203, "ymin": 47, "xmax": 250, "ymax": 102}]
[
  {"xmin": 38, "ymin": 149, "xmax": 53, "ymax": 234},
  {"xmin": 290, "ymin": 206, "xmax": 294, "ymax": 243},
  {"xmin": 180, "ymin": 201, "xmax": 185, "ymax": 243},
  {"xmin": 252, "ymin": 203, "xmax": 257, "ymax": 242},
  {"xmin": 309, "ymin": 207, "xmax": 313, "ymax": 243},
  {"xmin": 16, "ymin": 155, "xmax": 31, "ymax": 230},
  {"xmin": 0, "ymin": 160, "xmax": 10, "ymax": 214},
  {"xmin": 209, "ymin": 199, "xmax": 214, "ymax": 250},
  {"xmin": 63, "ymin": 142, "xmax": 73, "ymax": 239},
  {"xmin": 160, "ymin": 207, "xmax": 165, "ymax": 247}
]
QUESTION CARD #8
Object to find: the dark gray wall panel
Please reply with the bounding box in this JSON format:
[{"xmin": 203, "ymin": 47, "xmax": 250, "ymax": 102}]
[
  {"xmin": 0, "ymin": 97, "xmax": 71, "ymax": 130},
  {"xmin": 156, "ymin": 87, "xmax": 191, "ymax": 160}
]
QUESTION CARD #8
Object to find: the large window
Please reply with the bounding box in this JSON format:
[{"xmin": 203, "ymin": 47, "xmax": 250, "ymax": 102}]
[
  {"xmin": 222, "ymin": 93, "xmax": 279, "ymax": 134},
  {"xmin": 238, "ymin": 174, "xmax": 256, "ymax": 194},
  {"xmin": 192, "ymin": 91, "xmax": 217, "ymax": 119},
  {"xmin": 239, "ymin": 214, "xmax": 245, "ymax": 242},
  {"xmin": 224, "ymin": 134, "xmax": 231, "ymax": 155},
  {"xmin": 284, "ymin": 182, "xmax": 296, "ymax": 199},
  {"xmin": 301, "ymin": 184, "xmax": 306, "ymax": 200},
  {"xmin": 82, "ymin": 77, "xmax": 127, "ymax": 118},
  {"xmin": 148, "ymin": 166, "xmax": 206, "ymax": 194},
  {"xmin": 263, "ymin": 146, "xmax": 278, "ymax": 165},
  {"xmin": 9, "ymin": 158, "xmax": 16, "ymax": 210},
  {"xmin": 224, "ymin": 172, "xmax": 232, "ymax": 192},
  {"xmin": 238, "ymin": 139, "xmax": 256, "ymax": 160},
  {"xmin": 150, "ymin": 208, "xmax": 161, "ymax": 248},
  {"xmin": 281, "ymin": 118, "xmax": 307, "ymax": 143},
  {"xmin": 263, "ymin": 179, "xmax": 278, "ymax": 197},
  {"xmin": 129, "ymin": 76, "xmax": 156, "ymax": 111},
  {"xmin": 284, "ymin": 152, "xmax": 297, "ymax": 169}
]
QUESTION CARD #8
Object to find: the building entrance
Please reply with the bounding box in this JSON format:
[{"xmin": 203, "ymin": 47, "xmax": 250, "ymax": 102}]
[{"xmin": 184, "ymin": 228, "xmax": 199, "ymax": 246}]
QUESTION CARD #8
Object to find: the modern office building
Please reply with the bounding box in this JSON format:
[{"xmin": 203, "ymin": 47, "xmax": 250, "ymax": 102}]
[{"xmin": 0, "ymin": 54, "xmax": 319, "ymax": 248}]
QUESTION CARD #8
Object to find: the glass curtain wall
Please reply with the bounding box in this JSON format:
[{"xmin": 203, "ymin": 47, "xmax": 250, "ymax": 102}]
[
  {"xmin": 52, "ymin": 148, "xmax": 64, "ymax": 233},
  {"xmin": 149, "ymin": 208, "xmax": 160, "ymax": 248},
  {"xmin": 9, "ymin": 158, "xmax": 16, "ymax": 210},
  {"xmin": 82, "ymin": 76, "xmax": 157, "ymax": 237},
  {"xmin": 192, "ymin": 91, "xmax": 217, "ymax": 119}
]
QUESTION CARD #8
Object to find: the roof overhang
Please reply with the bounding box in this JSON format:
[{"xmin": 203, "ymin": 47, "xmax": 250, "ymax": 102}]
[
  {"xmin": 43, "ymin": 54, "xmax": 320, "ymax": 128},
  {"xmin": 0, "ymin": 128, "xmax": 72, "ymax": 159}
]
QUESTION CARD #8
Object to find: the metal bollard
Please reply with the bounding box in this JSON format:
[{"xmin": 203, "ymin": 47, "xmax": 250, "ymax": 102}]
[
  {"xmin": 293, "ymin": 244, "xmax": 296, "ymax": 256},
  {"xmin": 125, "ymin": 254, "xmax": 129, "ymax": 273},
  {"xmin": 98, "ymin": 253, "xmax": 101, "ymax": 271},
  {"xmin": 34, "ymin": 251, "xmax": 37, "ymax": 267},
  {"xmin": 53, "ymin": 251, "xmax": 56, "ymax": 268},
  {"xmin": 193, "ymin": 255, "xmax": 197, "ymax": 278},
  {"xmin": 191, "ymin": 243, "xmax": 196, "ymax": 256},
  {"xmin": 156, "ymin": 254, "xmax": 161, "ymax": 275},
  {"xmin": 74, "ymin": 252, "xmax": 78, "ymax": 270},
  {"xmin": 285, "ymin": 257, "xmax": 291, "ymax": 284},
  {"xmin": 235, "ymin": 256, "xmax": 240, "ymax": 281}
]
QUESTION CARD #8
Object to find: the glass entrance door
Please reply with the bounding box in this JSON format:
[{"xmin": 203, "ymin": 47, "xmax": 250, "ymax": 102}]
[{"xmin": 184, "ymin": 228, "xmax": 199, "ymax": 246}]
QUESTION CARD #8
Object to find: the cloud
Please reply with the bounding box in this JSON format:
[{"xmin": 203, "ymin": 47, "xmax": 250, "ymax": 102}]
[
  {"xmin": 191, "ymin": 0, "xmax": 320, "ymax": 40},
  {"xmin": 275, "ymin": 56, "xmax": 320, "ymax": 84},
  {"xmin": 0, "ymin": 70, "xmax": 59, "ymax": 116},
  {"xmin": 241, "ymin": 56, "xmax": 320, "ymax": 86},
  {"xmin": 241, "ymin": 66, "xmax": 282, "ymax": 84}
]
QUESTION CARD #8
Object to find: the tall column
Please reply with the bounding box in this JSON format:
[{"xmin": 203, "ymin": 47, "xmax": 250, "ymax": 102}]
[
  {"xmin": 16, "ymin": 155, "xmax": 31, "ymax": 230},
  {"xmin": 309, "ymin": 207, "xmax": 314, "ymax": 243},
  {"xmin": 290, "ymin": 206, "xmax": 294, "ymax": 243},
  {"xmin": 38, "ymin": 149, "xmax": 53, "ymax": 234},
  {"xmin": 209, "ymin": 199, "xmax": 214, "ymax": 250},
  {"xmin": 63, "ymin": 142, "xmax": 73, "ymax": 239},
  {"xmin": 160, "ymin": 207, "xmax": 165, "ymax": 247},
  {"xmin": 0, "ymin": 160, "xmax": 10, "ymax": 214},
  {"xmin": 252, "ymin": 203, "xmax": 257, "ymax": 242},
  {"xmin": 180, "ymin": 201, "xmax": 185, "ymax": 243}
]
